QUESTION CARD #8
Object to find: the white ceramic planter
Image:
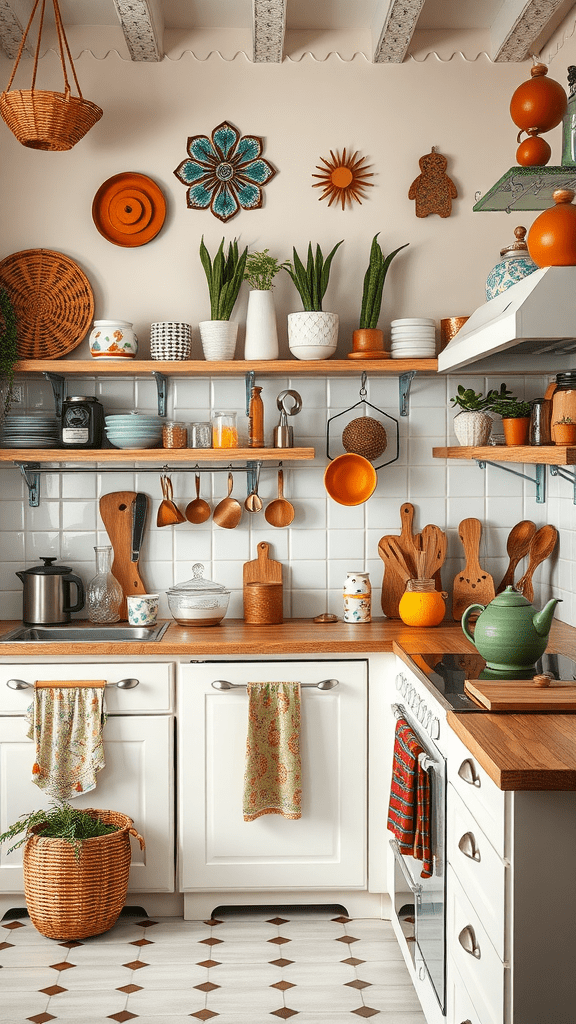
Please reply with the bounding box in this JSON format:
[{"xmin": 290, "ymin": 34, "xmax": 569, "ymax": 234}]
[
  {"xmin": 453, "ymin": 410, "xmax": 493, "ymax": 446},
  {"xmin": 244, "ymin": 290, "xmax": 279, "ymax": 360},
  {"xmin": 199, "ymin": 320, "xmax": 238, "ymax": 361},
  {"xmin": 288, "ymin": 311, "xmax": 339, "ymax": 360}
]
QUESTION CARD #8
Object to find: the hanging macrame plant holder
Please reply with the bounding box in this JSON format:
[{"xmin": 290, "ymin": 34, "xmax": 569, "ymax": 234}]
[{"xmin": 0, "ymin": 0, "xmax": 103, "ymax": 151}]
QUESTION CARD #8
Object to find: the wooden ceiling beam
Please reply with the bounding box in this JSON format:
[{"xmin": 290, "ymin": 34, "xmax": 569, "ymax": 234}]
[
  {"xmin": 372, "ymin": 0, "xmax": 426, "ymax": 63},
  {"xmin": 112, "ymin": 0, "xmax": 164, "ymax": 62},
  {"xmin": 252, "ymin": 0, "xmax": 286, "ymax": 63},
  {"xmin": 492, "ymin": 0, "xmax": 569, "ymax": 62}
]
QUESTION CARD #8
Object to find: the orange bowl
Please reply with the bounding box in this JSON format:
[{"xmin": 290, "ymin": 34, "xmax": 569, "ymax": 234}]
[{"xmin": 324, "ymin": 453, "xmax": 377, "ymax": 506}]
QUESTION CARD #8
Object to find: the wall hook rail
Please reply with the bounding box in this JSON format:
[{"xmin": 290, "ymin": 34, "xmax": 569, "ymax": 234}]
[
  {"xmin": 475, "ymin": 459, "xmax": 546, "ymax": 503},
  {"xmin": 550, "ymin": 465, "xmax": 576, "ymax": 504}
]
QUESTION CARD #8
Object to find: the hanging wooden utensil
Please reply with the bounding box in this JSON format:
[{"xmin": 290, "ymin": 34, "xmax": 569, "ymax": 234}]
[
  {"xmin": 378, "ymin": 502, "xmax": 418, "ymax": 619},
  {"xmin": 99, "ymin": 491, "xmax": 147, "ymax": 620},
  {"xmin": 496, "ymin": 520, "xmax": 537, "ymax": 594},
  {"xmin": 515, "ymin": 524, "xmax": 558, "ymax": 603},
  {"xmin": 452, "ymin": 518, "xmax": 495, "ymax": 621},
  {"xmin": 378, "ymin": 537, "xmax": 413, "ymax": 586}
]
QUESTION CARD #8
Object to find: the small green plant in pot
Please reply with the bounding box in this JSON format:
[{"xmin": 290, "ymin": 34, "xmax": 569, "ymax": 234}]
[
  {"xmin": 284, "ymin": 240, "xmax": 343, "ymax": 360},
  {"xmin": 354, "ymin": 234, "xmax": 409, "ymax": 354},
  {"xmin": 198, "ymin": 236, "xmax": 248, "ymax": 361},
  {"xmin": 0, "ymin": 287, "xmax": 18, "ymax": 416},
  {"xmin": 488, "ymin": 392, "xmax": 532, "ymax": 446},
  {"xmin": 243, "ymin": 250, "xmax": 290, "ymax": 361},
  {"xmin": 450, "ymin": 383, "xmax": 512, "ymax": 447},
  {"xmin": 552, "ymin": 415, "xmax": 576, "ymax": 444}
]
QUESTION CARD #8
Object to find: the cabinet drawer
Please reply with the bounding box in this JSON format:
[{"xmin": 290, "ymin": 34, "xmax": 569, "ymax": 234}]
[
  {"xmin": 447, "ymin": 784, "xmax": 507, "ymax": 962},
  {"xmin": 447, "ymin": 866, "xmax": 507, "ymax": 1024},
  {"xmin": 445, "ymin": 725, "xmax": 506, "ymax": 857},
  {"xmin": 0, "ymin": 663, "xmax": 173, "ymax": 714},
  {"xmin": 449, "ymin": 956, "xmax": 495, "ymax": 1024}
]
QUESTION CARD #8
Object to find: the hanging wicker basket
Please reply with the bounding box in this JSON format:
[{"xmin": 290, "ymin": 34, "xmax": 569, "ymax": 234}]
[
  {"xmin": 23, "ymin": 809, "xmax": 145, "ymax": 940},
  {"xmin": 0, "ymin": 0, "xmax": 102, "ymax": 151}
]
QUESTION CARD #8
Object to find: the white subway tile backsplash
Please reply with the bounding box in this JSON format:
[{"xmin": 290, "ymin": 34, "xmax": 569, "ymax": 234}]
[
  {"xmin": 290, "ymin": 529, "xmax": 327, "ymax": 561},
  {"xmin": 25, "ymin": 501, "xmax": 60, "ymax": 532},
  {"xmin": 328, "ymin": 529, "xmax": 364, "ymax": 561},
  {"xmin": 61, "ymin": 501, "xmax": 97, "ymax": 532},
  {"xmin": 25, "ymin": 531, "xmax": 61, "ymax": 560},
  {"xmin": 1, "ymin": 500, "xmax": 25, "ymax": 531}
]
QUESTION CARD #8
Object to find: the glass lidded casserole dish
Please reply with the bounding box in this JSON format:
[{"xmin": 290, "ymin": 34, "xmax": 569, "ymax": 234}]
[{"xmin": 166, "ymin": 563, "xmax": 230, "ymax": 626}]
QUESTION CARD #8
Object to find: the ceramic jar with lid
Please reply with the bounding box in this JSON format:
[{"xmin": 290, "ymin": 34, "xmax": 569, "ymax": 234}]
[
  {"xmin": 485, "ymin": 226, "xmax": 538, "ymax": 301},
  {"xmin": 550, "ymin": 371, "xmax": 576, "ymax": 442},
  {"xmin": 89, "ymin": 320, "xmax": 138, "ymax": 359},
  {"xmin": 343, "ymin": 572, "xmax": 371, "ymax": 623}
]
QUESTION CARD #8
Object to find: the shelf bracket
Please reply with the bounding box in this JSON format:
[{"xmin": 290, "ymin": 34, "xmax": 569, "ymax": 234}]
[
  {"xmin": 151, "ymin": 371, "xmax": 167, "ymax": 417},
  {"xmin": 18, "ymin": 463, "xmax": 40, "ymax": 507},
  {"xmin": 399, "ymin": 372, "xmax": 416, "ymax": 417},
  {"xmin": 475, "ymin": 459, "xmax": 546, "ymax": 503},
  {"xmin": 43, "ymin": 372, "xmax": 66, "ymax": 419},
  {"xmin": 550, "ymin": 465, "xmax": 576, "ymax": 504},
  {"xmin": 245, "ymin": 370, "xmax": 256, "ymax": 416}
]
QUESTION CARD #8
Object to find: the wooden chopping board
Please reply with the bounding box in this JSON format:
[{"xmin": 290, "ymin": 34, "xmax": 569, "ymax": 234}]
[
  {"xmin": 243, "ymin": 541, "xmax": 283, "ymax": 585},
  {"xmin": 378, "ymin": 502, "xmax": 419, "ymax": 619},
  {"xmin": 464, "ymin": 678, "xmax": 576, "ymax": 711},
  {"xmin": 99, "ymin": 491, "xmax": 148, "ymax": 620}
]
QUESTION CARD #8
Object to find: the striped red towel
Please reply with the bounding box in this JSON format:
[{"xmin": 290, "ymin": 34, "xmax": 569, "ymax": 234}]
[{"xmin": 387, "ymin": 716, "xmax": 433, "ymax": 878}]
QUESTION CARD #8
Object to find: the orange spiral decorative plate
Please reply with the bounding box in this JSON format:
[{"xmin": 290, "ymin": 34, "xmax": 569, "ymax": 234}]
[{"xmin": 92, "ymin": 172, "xmax": 166, "ymax": 247}]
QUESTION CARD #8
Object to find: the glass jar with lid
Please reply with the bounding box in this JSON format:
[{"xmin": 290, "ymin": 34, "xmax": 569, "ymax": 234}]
[
  {"xmin": 61, "ymin": 396, "xmax": 104, "ymax": 449},
  {"xmin": 550, "ymin": 371, "xmax": 576, "ymax": 442},
  {"xmin": 166, "ymin": 563, "xmax": 231, "ymax": 626}
]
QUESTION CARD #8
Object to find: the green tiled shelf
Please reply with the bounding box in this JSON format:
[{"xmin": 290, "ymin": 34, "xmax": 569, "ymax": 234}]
[{"xmin": 473, "ymin": 165, "xmax": 576, "ymax": 212}]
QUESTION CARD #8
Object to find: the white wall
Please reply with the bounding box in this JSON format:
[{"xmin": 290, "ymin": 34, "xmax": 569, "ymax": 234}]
[{"xmin": 0, "ymin": 37, "xmax": 574, "ymax": 624}]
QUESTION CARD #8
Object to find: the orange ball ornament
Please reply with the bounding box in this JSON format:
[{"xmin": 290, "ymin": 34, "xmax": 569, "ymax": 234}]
[
  {"xmin": 527, "ymin": 189, "xmax": 576, "ymax": 267},
  {"xmin": 516, "ymin": 132, "xmax": 551, "ymax": 166},
  {"xmin": 510, "ymin": 63, "xmax": 567, "ymax": 134}
]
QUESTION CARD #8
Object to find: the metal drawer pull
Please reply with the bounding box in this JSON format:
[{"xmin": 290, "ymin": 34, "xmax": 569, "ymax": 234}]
[
  {"xmin": 458, "ymin": 831, "xmax": 481, "ymax": 861},
  {"xmin": 458, "ymin": 758, "xmax": 481, "ymax": 787},
  {"xmin": 211, "ymin": 678, "xmax": 339, "ymax": 691},
  {"xmin": 458, "ymin": 924, "xmax": 481, "ymax": 959},
  {"xmin": 7, "ymin": 677, "xmax": 140, "ymax": 690}
]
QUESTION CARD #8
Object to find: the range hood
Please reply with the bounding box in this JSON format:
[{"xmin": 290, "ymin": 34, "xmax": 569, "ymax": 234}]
[{"xmin": 437, "ymin": 266, "xmax": 576, "ymax": 372}]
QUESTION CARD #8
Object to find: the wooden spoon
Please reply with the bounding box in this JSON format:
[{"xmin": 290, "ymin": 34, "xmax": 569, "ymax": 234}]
[
  {"xmin": 452, "ymin": 517, "xmax": 495, "ymax": 620},
  {"xmin": 515, "ymin": 524, "xmax": 558, "ymax": 603},
  {"xmin": 496, "ymin": 519, "xmax": 537, "ymax": 594},
  {"xmin": 213, "ymin": 472, "xmax": 242, "ymax": 529},
  {"xmin": 265, "ymin": 469, "xmax": 295, "ymax": 528},
  {"xmin": 157, "ymin": 474, "xmax": 186, "ymax": 527},
  {"xmin": 185, "ymin": 474, "xmax": 211, "ymax": 524}
]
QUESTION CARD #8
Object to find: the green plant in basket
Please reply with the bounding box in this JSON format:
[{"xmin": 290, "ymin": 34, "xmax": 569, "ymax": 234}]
[
  {"xmin": 359, "ymin": 234, "xmax": 409, "ymax": 329},
  {"xmin": 0, "ymin": 287, "xmax": 18, "ymax": 414},
  {"xmin": 199, "ymin": 236, "xmax": 248, "ymax": 320},
  {"xmin": 244, "ymin": 249, "xmax": 290, "ymax": 290},
  {"xmin": 284, "ymin": 240, "xmax": 343, "ymax": 311},
  {"xmin": 0, "ymin": 801, "xmax": 119, "ymax": 858}
]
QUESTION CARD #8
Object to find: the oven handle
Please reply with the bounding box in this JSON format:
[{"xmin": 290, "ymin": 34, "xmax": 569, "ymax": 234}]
[
  {"xmin": 389, "ymin": 839, "xmax": 422, "ymax": 894},
  {"xmin": 392, "ymin": 705, "xmax": 442, "ymax": 775}
]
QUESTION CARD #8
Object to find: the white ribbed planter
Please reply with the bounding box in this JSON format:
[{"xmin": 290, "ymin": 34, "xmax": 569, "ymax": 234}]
[
  {"xmin": 288, "ymin": 311, "xmax": 339, "ymax": 360},
  {"xmin": 453, "ymin": 410, "xmax": 493, "ymax": 446},
  {"xmin": 199, "ymin": 321, "xmax": 238, "ymax": 361},
  {"xmin": 244, "ymin": 290, "xmax": 279, "ymax": 360}
]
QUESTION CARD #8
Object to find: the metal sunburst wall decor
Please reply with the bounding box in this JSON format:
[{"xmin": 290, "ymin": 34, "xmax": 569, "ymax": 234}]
[
  {"xmin": 174, "ymin": 120, "xmax": 277, "ymax": 223},
  {"xmin": 312, "ymin": 148, "xmax": 374, "ymax": 210}
]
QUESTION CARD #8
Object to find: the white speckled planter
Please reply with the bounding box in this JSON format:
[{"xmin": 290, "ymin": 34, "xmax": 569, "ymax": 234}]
[
  {"xmin": 199, "ymin": 320, "xmax": 238, "ymax": 361},
  {"xmin": 288, "ymin": 311, "xmax": 339, "ymax": 360},
  {"xmin": 453, "ymin": 410, "xmax": 493, "ymax": 446}
]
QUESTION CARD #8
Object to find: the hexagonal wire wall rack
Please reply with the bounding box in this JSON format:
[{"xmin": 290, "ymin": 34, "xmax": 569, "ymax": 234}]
[{"xmin": 326, "ymin": 372, "xmax": 399, "ymax": 471}]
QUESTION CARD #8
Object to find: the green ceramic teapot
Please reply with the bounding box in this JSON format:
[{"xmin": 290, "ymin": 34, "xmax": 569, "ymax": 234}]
[{"xmin": 461, "ymin": 586, "xmax": 562, "ymax": 672}]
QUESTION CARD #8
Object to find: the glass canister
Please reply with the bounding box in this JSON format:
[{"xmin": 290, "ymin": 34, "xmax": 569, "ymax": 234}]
[
  {"xmin": 485, "ymin": 226, "xmax": 538, "ymax": 301},
  {"xmin": 212, "ymin": 411, "xmax": 238, "ymax": 448},
  {"xmin": 86, "ymin": 545, "xmax": 123, "ymax": 623},
  {"xmin": 162, "ymin": 421, "xmax": 188, "ymax": 448},
  {"xmin": 189, "ymin": 422, "xmax": 212, "ymax": 448},
  {"xmin": 61, "ymin": 396, "xmax": 104, "ymax": 449},
  {"xmin": 343, "ymin": 571, "xmax": 371, "ymax": 623},
  {"xmin": 529, "ymin": 398, "xmax": 552, "ymax": 445},
  {"xmin": 551, "ymin": 371, "xmax": 576, "ymax": 441}
]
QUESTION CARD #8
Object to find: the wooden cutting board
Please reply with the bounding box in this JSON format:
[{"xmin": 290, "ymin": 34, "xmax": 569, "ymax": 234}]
[
  {"xmin": 452, "ymin": 517, "xmax": 495, "ymax": 621},
  {"xmin": 99, "ymin": 491, "xmax": 148, "ymax": 620},
  {"xmin": 243, "ymin": 541, "xmax": 283, "ymax": 585},
  {"xmin": 464, "ymin": 678, "xmax": 576, "ymax": 711},
  {"xmin": 378, "ymin": 502, "xmax": 418, "ymax": 619}
]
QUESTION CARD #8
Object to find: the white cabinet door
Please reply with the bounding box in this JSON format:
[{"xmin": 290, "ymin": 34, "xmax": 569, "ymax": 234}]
[
  {"xmin": 178, "ymin": 659, "xmax": 367, "ymax": 891},
  {"xmin": 0, "ymin": 715, "xmax": 174, "ymax": 893}
]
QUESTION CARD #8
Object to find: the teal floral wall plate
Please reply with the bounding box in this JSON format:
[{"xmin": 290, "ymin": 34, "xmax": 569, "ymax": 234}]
[{"xmin": 174, "ymin": 120, "xmax": 277, "ymax": 223}]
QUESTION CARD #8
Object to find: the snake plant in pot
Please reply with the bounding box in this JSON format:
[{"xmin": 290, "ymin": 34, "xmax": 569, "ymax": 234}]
[
  {"xmin": 198, "ymin": 236, "xmax": 248, "ymax": 360},
  {"xmin": 353, "ymin": 234, "xmax": 409, "ymax": 356},
  {"xmin": 284, "ymin": 240, "xmax": 343, "ymax": 360}
]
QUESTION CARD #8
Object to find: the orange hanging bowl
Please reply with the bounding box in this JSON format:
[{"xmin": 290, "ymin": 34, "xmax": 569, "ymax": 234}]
[
  {"xmin": 527, "ymin": 189, "xmax": 576, "ymax": 267},
  {"xmin": 323, "ymin": 453, "xmax": 377, "ymax": 506},
  {"xmin": 510, "ymin": 63, "xmax": 567, "ymax": 134}
]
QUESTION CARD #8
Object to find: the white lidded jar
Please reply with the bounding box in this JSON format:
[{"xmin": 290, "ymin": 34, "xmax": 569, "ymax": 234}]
[{"xmin": 343, "ymin": 571, "xmax": 371, "ymax": 623}]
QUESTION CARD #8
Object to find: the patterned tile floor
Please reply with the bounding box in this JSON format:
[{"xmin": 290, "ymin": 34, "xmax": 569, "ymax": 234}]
[{"xmin": 0, "ymin": 906, "xmax": 426, "ymax": 1024}]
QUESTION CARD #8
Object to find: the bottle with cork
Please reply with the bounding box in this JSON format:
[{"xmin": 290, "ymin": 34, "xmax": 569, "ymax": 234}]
[{"xmin": 248, "ymin": 385, "xmax": 264, "ymax": 447}]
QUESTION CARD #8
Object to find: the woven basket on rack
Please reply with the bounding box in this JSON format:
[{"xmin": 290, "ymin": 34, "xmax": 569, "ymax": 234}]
[
  {"xmin": 0, "ymin": 0, "xmax": 102, "ymax": 151},
  {"xmin": 23, "ymin": 809, "xmax": 145, "ymax": 940}
]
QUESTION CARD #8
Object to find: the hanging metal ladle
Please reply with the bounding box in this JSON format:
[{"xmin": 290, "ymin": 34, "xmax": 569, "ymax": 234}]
[{"xmin": 273, "ymin": 389, "xmax": 302, "ymax": 448}]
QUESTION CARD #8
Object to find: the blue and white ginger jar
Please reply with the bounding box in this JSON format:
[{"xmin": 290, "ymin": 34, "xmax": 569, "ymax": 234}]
[{"xmin": 485, "ymin": 226, "xmax": 538, "ymax": 301}]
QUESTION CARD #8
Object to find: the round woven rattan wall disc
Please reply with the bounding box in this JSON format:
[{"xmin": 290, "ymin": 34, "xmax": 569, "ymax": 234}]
[
  {"xmin": 0, "ymin": 248, "xmax": 94, "ymax": 359},
  {"xmin": 92, "ymin": 172, "xmax": 166, "ymax": 247}
]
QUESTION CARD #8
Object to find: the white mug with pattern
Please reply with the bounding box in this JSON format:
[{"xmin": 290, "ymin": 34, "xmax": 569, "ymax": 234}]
[{"xmin": 127, "ymin": 593, "xmax": 159, "ymax": 626}]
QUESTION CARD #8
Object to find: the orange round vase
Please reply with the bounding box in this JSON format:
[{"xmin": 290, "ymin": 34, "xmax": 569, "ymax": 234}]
[
  {"xmin": 398, "ymin": 580, "xmax": 447, "ymax": 627},
  {"xmin": 510, "ymin": 63, "xmax": 567, "ymax": 134},
  {"xmin": 552, "ymin": 422, "xmax": 576, "ymax": 445},
  {"xmin": 516, "ymin": 132, "xmax": 551, "ymax": 167},
  {"xmin": 527, "ymin": 189, "xmax": 576, "ymax": 267},
  {"xmin": 502, "ymin": 416, "xmax": 530, "ymax": 445}
]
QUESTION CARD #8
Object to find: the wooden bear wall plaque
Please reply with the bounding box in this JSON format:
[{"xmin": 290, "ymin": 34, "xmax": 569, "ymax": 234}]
[{"xmin": 409, "ymin": 147, "xmax": 457, "ymax": 218}]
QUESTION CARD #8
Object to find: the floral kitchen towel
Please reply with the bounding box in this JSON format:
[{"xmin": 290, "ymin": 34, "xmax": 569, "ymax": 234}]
[
  {"xmin": 26, "ymin": 681, "xmax": 108, "ymax": 801},
  {"xmin": 243, "ymin": 681, "xmax": 302, "ymax": 821}
]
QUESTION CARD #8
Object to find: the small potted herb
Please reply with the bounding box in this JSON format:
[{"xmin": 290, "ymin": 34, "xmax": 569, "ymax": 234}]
[
  {"xmin": 488, "ymin": 394, "xmax": 532, "ymax": 446},
  {"xmin": 198, "ymin": 236, "xmax": 248, "ymax": 360},
  {"xmin": 450, "ymin": 384, "xmax": 505, "ymax": 446},
  {"xmin": 243, "ymin": 249, "xmax": 289, "ymax": 360},
  {"xmin": 552, "ymin": 415, "xmax": 576, "ymax": 445},
  {"xmin": 0, "ymin": 287, "xmax": 18, "ymax": 416},
  {"xmin": 354, "ymin": 233, "xmax": 408, "ymax": 354},
  {"xmin": 284, "ymin": 240, "xmax": 343, "ymax": 360}
]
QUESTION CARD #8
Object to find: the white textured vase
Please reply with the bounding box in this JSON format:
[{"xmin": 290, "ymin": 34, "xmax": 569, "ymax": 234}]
[
  {"xmin": 453, "ymin": 410, "xmax": 493, "ymax": 446},
  {"xmin": 199, "ymin": 320, "xmax": 238, "ymax": 361},
  {"xmin": 288, "ymin": 311, "xmax": 339, "ymax": 360},
  {"xmin": 244, "ymin": 290, "xmax": 279, "ymax": 360}
]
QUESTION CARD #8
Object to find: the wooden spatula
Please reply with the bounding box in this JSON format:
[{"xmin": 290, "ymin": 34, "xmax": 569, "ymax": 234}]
[
  {"xmin": 496, "ymin": 520, "xmax": 536, "ymax": 594},
  {"xmin": 378, "ymin": 537, "xmax": 413, "ymax": 586},
  {"xmin": 420, "ymin": 524, "xmax": 447, "ymax": 582},
  {"xmin": 515, "ymin": 524, "xmax": 558, "ymax": 603},
  {"xmin": 99, "ymin": 491, "xmax": 148, "ymax": 620},
  {"xmin": 378, "ymin": 503, "xmax": 418, "ymax": 618},
  {"xmin": 452, "ymin": 517, "xmax": 495, "ymax": 621}
]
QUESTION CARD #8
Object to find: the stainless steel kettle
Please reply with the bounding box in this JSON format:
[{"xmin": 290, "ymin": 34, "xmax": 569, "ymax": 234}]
[{"xmin": 16, "ymin": 557, "xmax": 85, "ymax": 625}]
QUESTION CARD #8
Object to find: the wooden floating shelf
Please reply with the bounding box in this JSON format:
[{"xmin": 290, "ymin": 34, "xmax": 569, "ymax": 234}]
[
  {"xmin": 433, "ymin": 445, "xmax": 576, "ymax": 466},
  {"xmin": 15, "ymin": 358, "xmax": 438, "ymax": 377},
  {"xmin": 0, "ymin": 447, "xmax": 316, "ymax": 464}
]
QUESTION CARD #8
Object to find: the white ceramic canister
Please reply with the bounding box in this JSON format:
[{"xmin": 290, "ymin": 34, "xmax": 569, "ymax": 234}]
[
  {"xmin": 343, "ymin": 571, "xmax": 371, "ymax": 623},
  {"xmin": 89, "ymin": 320, "xmax": 138, "ymax": 360}
]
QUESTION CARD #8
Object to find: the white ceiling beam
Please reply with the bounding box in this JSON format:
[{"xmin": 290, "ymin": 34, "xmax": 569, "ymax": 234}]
[
  {"xmin": 112, "ymin": 0, "xmax": 164, "ymax": 62},
  {"xmin": 0, "ymin": 0, "xmax": 26, "ymax": 60},
  {"xmin": 492, "ymin": 0, "xmax": 569, "ymax": 62},
  {"xmin": 252, "ymin": 0, "xmax": 286, "ymax": 63},
  {"xmin": 372, "ymin": 0, "xmax": 426, "ymax": 63}
]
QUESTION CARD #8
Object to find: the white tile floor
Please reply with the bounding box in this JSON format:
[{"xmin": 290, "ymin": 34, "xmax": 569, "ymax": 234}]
[{"xmin": 0, "ymin": 906, "xmax": 427, "ymax": 1023}]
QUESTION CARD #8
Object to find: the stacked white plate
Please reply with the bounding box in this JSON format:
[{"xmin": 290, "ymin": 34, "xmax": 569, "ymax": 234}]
[
  {"xmin": 390, "ymin": 318, "xmax": 436, "ymax": 359},
  {"xmin": 0, "ymin": 413, "xmax": 60, "ymax": 448},
  {"xmin": 105, "ymin": 412, "xmax": 164, "ymax": 449}
]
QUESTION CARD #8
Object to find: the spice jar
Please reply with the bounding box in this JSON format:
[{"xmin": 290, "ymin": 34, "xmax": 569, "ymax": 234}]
[
  {"xmin": 61, "ymin": 396, "xmax": 104, "ymax": 449},
  {"xmin": 212, "ymin": 411, "xmax": 238, "ymax": 448},
  {"xmin": 162, "ymin": 421, "xmax": 188, "ymax": 448},
  {"xmin": 189, "ymin": 422, "xmax": 212, "ymax": 448},
  {"xmin": 342, "ymin": 572, "xmax": 371, "ymax": 623}
]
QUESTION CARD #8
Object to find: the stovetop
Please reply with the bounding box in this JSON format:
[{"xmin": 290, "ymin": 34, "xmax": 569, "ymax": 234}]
[{"xmin": 404, "ymin": 652, "xmax": 576, "ymax": 712}]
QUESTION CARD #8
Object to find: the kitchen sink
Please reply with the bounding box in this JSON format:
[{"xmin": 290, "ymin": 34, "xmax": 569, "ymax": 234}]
[{"xmin": 0, "ymin": 622, "xmax": 170, "ymax": 643}]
